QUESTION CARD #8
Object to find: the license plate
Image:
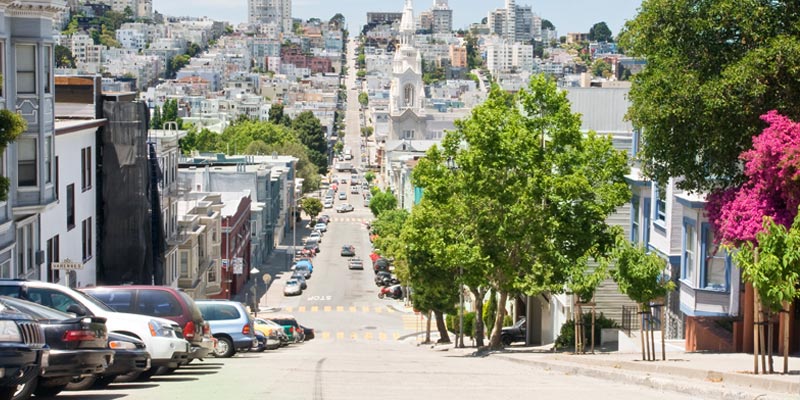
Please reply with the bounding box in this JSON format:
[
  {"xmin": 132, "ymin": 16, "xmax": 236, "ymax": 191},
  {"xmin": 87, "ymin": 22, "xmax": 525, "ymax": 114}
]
[{"xmin": 40, "ymin": 350, "xmax": 49, "ymax": 368}]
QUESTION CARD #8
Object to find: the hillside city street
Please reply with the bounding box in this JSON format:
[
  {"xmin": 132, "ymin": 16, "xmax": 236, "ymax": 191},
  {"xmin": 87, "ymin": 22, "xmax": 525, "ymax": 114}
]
[{"xmin": 55, "ymin": 37, "xmax": 795, "ymax": 400}]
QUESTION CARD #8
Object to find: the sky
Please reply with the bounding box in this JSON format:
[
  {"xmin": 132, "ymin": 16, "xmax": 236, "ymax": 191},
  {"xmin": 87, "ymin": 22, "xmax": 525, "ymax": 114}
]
[{"xmin": 152, "ymin": 0, "xmax": 643, "ymax": 37}]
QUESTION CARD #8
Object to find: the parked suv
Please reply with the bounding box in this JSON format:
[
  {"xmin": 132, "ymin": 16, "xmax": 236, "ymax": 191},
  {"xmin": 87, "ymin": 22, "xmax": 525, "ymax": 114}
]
[
  {"xmin": 0, "ymin": 301, "xmax": 47, "ymax": 400},
  {"xmin": 0, "ymin": 280, "xmax": 190, "ymax": 380},
  {"xmin": 195, "ymin": 300, "xmax": 256, "ymax": 358},
  {"xmin": 83, "ymin": 286, "xmax": 214, "ymax": 363},
  {"xmin": 500, "ymin": 317, "xmax": 527, "ymax": 346}
]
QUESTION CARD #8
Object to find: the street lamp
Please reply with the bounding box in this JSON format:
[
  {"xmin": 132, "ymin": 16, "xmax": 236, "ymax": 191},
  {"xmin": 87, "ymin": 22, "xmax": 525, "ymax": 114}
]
[
  {"xmin": 250, "ymin": 266, "xmax": 260, "ymax": 317},
  {"xmin": 446, "ymin": 156, "xmax": 465, "ymax": 349}
]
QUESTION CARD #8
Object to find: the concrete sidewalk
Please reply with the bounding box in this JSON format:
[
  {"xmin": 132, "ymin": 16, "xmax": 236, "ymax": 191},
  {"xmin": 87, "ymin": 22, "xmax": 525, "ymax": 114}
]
[{"xmin": 443, "ymin": 345, "xmax": 800, "ymax": 399}]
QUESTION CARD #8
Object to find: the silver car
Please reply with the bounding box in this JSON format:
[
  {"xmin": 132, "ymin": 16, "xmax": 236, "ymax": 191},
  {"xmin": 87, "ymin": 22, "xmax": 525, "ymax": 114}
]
[
  {"xmin": 195, "ymin": 300, "xmax": 256, "ymax": 358},
  {"xmin": 283, "ymin": 280, "xmax": 302, "ymax": 296}
]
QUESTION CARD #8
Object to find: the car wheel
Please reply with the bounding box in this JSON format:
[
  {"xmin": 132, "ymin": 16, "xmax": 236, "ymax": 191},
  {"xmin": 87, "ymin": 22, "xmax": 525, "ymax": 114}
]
[
  {"xmin": 213, "ymin": 336, "xmax": 235, "ymax": 358},
  {"xmin": 501, "ymin": 335, "xmax": 513, "ymax": 346},
  {"xmin": 33, "ymin": 382, "xmax": 67, "ymax": 397},
  {"xmin": 11, "ymin": 377, "xmax": 36, "ymax": 400},
  {"xmin": 157, "ymin": 366, "xmax": 178, "ymax": 375},
  {"xmin": 66, "ymin": 375, "xmax": 98, "ymax": 391},
  {"xmin": 135, "ymin": 367, "xmax": 159, "ymax": 381}
]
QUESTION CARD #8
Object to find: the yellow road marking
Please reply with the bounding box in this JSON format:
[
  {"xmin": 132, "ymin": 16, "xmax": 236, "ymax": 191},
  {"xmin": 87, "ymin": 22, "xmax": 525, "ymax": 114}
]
[
  {"xmin": 298, "ymin": 306, "xmax": 306, "ymax": 313},
  {"xmin": 349, "ymin": 306, "xmax": 357, "ymax": 312},
  {"xmin": 285, "ymin": 307, "xmax": 293, "ymax": 313},
  {"xmin": 378, "ymin": 332, "xmax": 387, "ymax": 341},
  {"xmin": 375, "ymin": 307, "xmax": 383, "ymax": 313},
  {"xmin": 336, "ymin": 332, "xmax": 345, "ymax": 340},
  {"xmin": 311, "ymin": 306, "xmax": 319, "ymax": 312},
  {"xmin": 336, "ymin": 306, "xmax": 344, "ymax": 312},
  {"xmin": 350, "ymin": 332, "xmax": 358, "ymax": 339},
  {"xmin": 323, "ymin": 306, "xmax": 332, "ymax": 312},
  {"xmin": 322, "ymin": 332, "xmax": 331, "ymax": 340},
  {"xmin": 364, "ymin": 332, "xmax": 374, "ymax": 340},
  {"xmin": 393, "ymin": 332, "xmax": 400, "ymax": 340},
  {"xmin": 386, "ymin": 307, "xmax": 395, "ymax": 313},
  {"xmin": 361, "ymin": 306, "xmax": 370, "ymax": 313}
]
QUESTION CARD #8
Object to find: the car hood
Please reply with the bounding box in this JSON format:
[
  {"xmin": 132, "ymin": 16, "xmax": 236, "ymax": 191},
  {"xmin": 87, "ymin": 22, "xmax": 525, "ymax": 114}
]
[{"xmin": 95, "ymin": 310, "xmax": 180, "ymax": 332}]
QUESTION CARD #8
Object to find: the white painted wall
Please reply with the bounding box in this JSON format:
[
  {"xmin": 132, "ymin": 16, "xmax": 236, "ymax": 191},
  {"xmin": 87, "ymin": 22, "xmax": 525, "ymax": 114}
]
[{"xmin": 39, "ymin": 125, "xmax": 98, "ymax": 287}]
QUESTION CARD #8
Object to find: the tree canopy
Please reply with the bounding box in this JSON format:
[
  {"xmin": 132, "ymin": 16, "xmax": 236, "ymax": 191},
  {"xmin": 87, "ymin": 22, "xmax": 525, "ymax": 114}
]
[
  {"xmin": 291, "ymin": 111, "xmax": 328, "ymax": 173},
  {"xmin": 620, "ymin": 0, "xmax": 800, "ymax": 191},
  {"xmin": 589, "ymin": 22, "xmax": 613, "ymax": 42},
  {"xmin": 0, "ymin": 110, "xmax": 27, "ymax": 201}
]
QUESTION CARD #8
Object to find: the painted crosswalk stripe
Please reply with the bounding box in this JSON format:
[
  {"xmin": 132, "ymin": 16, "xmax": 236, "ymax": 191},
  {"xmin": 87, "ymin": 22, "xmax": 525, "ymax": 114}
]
[
  {"xmin": 386, "ymin": 307, "xmax": 395, "ymax": 313},
  {"xmin": 311, "ymin": 306, "xmax": 319, "ymax": 312},
  {"xmin": 322, "ymin": 332, "xmax": 331, "ymax": 340},
  {"xmin": 375, "ymin": 307, "xmax": 383, "ymax": 313},
  {"xmin": 364, "ymin": 332, "xmax": 374, "ymax": 340},
  {"xmin": 350, "ymin": 332, "xmax": 358, "ymax": 339},
  {"xmin": 349, "ymin": 306, "xmax": 357, "ymax": 312},
  {"xmin": 298, "ymin": 306, "xmax": 306, "ymax": 313},
  {"xmin": 336, "ymin": 306, "xmax": 344, "ymax": 312},
  {"xmin": 361, "ymin": 306, "xmax": 370, "ymax": 313},
  {"xmin": 285, "ymin": 307, "xmax": 293, "ymax": 313},
  {"xmin": 379, "ymin": 332, "xmax": 387, "ymax": 341},
  {"xmin": 393, "ymin": 332, "xmax": 400, "ymax": 340},
  {"xmin": 323, "ymin": 306, "xmax": 332, "ymax": 312},
  {"xmin": 336, "ymin": 332, "xmax": 345, "ymax": 340}
]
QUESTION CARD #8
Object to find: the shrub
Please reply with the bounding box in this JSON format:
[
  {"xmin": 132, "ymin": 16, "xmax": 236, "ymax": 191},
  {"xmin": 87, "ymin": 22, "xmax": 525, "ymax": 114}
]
[
  {"xmin": 554, "ymin": 312, "xmax": 619, "ymax": 350},
  {"xmin": 446, "ymin": 311, "xmax": 476, "ymax": 338}
]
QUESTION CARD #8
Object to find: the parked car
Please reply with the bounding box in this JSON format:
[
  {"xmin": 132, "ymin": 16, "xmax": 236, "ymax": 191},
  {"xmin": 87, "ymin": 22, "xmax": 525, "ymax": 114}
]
[
  {"xmin": 338, "ymin": 192, "xmax": 347, "ymax": 200},
  {"xmin": 0, "ymin": 301, "xmax": 46, "ymax": 400},
  {"xmin": 500, "ymin": 317, "xmax": 527, "ymax": 346},
  {"xmin": 318, "ymin": 215, "xmax": 331, "ymax": 224},
  {"xmin": 82, "ymin": 286, "xmax": 213, "ymax": 365},
  {"xmin": 341, "ymin": 245, "xmax": 356, "ymax": 257},
  {"xmin": 348, "ymin": 258, "xmax": 364, "ymax": 270},
  {"xmin": 0, "ymin": 280, "xmax": 189, "ymax": 381},
  {"xmin": 253, "ymin": 318, "xmax": 289, "ymax": 346},
  {"xmin": 266, "ymin": 316, "xmax": 305, "ymax": 343},
  {"xmin": 0, "ymin": 296, "xmax": 113, "ymax": 399},
  {"xmin": 373, "ymin": 257, "xmax": 391, "ymax": 273},
  {"xmin": 292, "ymin": 265, "xmax": 311, "ymax": 279},
  {"xmin": 313, "ymin": 222, "xmax": 327, "ymax": 232},
  {"xmin": 290, "ymin": 272, "xmax": 308, "ymax": 290},
  {"xmin": 195, "ymin": 300, "xmax": 256, "ymax": 358},
  {"xmin": 304, "ymin": 243, "xmax": 320, "ymax": 254},
  {"xmin": 374, "ymin": 271, "xmax": 400, "ymax": 287},
  {"xmin": 350, "ymin": 186, "xmax": 359, "ymax": 195},
  {"xmin": 283, "ymin": 280, "xmax": 302, "ymax": 297},
  {"xmin": 299, "ymin": 325, "xmax": 315, "ymax": 341},
  {"xmin": 323, "ymin": 200, "xmax": 334, "ymax": 209},
  {"xmin": 336, "ymin": 203, "xmax": 354, "ymax": 213},
  {"xmin": 66, "ymin": 332, "xmax": 150, "ymax": 391},
  {"xmin": 306, "ymin": 231, "xmax": 322, "ymax": 243}
]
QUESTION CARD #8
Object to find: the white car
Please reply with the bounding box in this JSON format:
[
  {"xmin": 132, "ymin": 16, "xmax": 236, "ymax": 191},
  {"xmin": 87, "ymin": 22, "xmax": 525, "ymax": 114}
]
[
  {"xmin": 283, "ymin": 280, "xmax": 302, "ymax": 296},
  {"xmin": 0, "ymin": 280, "xmax": 190, "ymax": 379},
  {"xmin": 323, "ymin": 200, "xmax": 333, "ymax": 208},
  {"xmin": 314, "ymin": 222, "xmax": 327, "ymax": 232},
  {"xmin": 307, "ymin": 231, "xmax": 322, "ymax": 243}
]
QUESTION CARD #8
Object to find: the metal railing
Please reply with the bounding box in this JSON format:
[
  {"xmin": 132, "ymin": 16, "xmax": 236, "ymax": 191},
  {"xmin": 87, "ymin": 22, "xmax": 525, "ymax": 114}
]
[{"xmin": 621, "ymin": 305, "xmax": 639, "ymax": 335}]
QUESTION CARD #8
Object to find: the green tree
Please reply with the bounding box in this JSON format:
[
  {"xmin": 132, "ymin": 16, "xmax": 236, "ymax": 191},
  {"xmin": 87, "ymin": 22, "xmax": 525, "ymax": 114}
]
[
  {"xmin": 329, "ymin": 13, "xmax": 345, "ymax": 30},
  {"xmin": 368, "ymin": 189, "xmax": 398, "ymax": 217},
  {"xmin": 363, "ymin": 171, "xmax": 376, "ymax": 184},
  {"xmin": 591, "ymin": 59, "xmax": 612, "ymax": 78},
  {"xmin": 300, "ymin": 197, "xmax": 323, "ymax": 220},
  {"xmin": 55, "ymin": 45, "xmax": 76, "ymax": 68},
  {"xmin": 358, "ymin": 92, "xmax": 369, "ymax": 108},
  {"xmin": 589, "ymin": 21, "xmax": 613, "ymax": 42},
  {"xmin": 428, "ymin": 76, "xmax": 629, "ymax": 349},
  {"xmin": 162, "ymin": 99, "xmax": 179, "ymax": 123},
  {"xmin": 291, "ymin": 111, "xmax": 328, "ymax": 173},
  {"xmin": 150, "ymin": 106, "xmax": 162, "ymax": 129},
  {"xmin": 186, "ymin": 42, "xmax": 203, "ymax": 57},
  {"xmin": 620, "ymin": 0, "xmax": 800, "ymax": 191},
  {"xmin": 268, "ymin": 103, "xmax": 291, "ymax": 126},
  {"xmin": 541, "ymin": 19, "xmax": 555, "ymax": 31},
  {"xmin": 0, "ymin": 110, "xmax": 27, "ymax": 201},
  {"xmin": 169, "ymin": 54, "xmax": 191, "ymax": 77},
  {"xmin": 370, "ymin": 209, "xmax": 409, "ymax": 254},
  {"xmin": 244, "ymin": 139, "xmax": 271, "ymax": 155},
  {"xmin": 360, "ymin": 126, "xmax": 373, "ymax": 137},
  {"xmin": 333, "ymin": 141, "xmax": 344, "ymax": 154}
]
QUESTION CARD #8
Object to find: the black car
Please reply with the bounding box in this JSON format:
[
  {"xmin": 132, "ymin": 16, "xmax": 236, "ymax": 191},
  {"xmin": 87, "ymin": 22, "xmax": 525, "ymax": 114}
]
[
  {"xmin": 374, "ymin": 271, "xmax": 400, "ymax": 287},
  {"xmin": 500, "ymin": 317, "xmax": 527, "ymax": 346},
  {"xmin": 0, "ymin": 302, "xmax": 47, "ymax": 400},
  {"xmin": 373, "ymin": 257, "xmax": 391, "ymax": 273},
  {"xmin": 341, "ymin": 245, "xmax": 355, "ymax": 257},
  {"xmin": 66, "ymin": 332, "xmax": 150, "ymax": 391},
  {"xmin": 290, "ymin": 272, "xmax": 308, "ymax": 290},
  {"xmin": 0, "ymin": 296, "xmax": 113, "ymax": 399},
  {"xmin": 299, "ymin": 325, "xmax": 314, "ymax": 341}
]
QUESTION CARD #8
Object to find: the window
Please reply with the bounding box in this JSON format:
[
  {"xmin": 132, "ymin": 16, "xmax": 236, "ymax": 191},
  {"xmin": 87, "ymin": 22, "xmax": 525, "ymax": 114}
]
[
  {"xmin": 0, "ymin": 260, "xmax": 10, "ymax": 278},
  {"xmin": 655, "ymin": 183, "xmax": 667, "ymax": 223},
  {"xmin": 179, "ymin": 250, "xmax": 189, "ymax": 278},
  {"xmin": 82, "ymin": 217, "xmax": 92, "ymax": 261},
  {"xmin": 403, "ymin": 84, "xmax": 414, "ymax": 107},
  {"xmin": 631, "ymin": 196, "xmax": 640, "ymax": 244},
  {"xmin": 66, "ymin": 184, "xmax": 75, "ymax": 229},
  {"xmin": 17, "ymin": 138, "xmax": 36, "ymax": 187},
  {"xmin": 136, "ymin": 290, "xmax": 181, "ymax": 317},
  {"xmin": 81, "ymin": 147, "xmax": 91, "ymax": 190},
  {"xmin": 46, "ymin": 235, "xmax": 59, "ymax": 283},
  {"xmin": 89, "ymin": 290, "xmax": 133, "ymax": 312},
  {"xmin": 402, "ymin": 130, "xmax": 415, "ymax": 140},
  {"xmin": 0, "ymin": 41, "xmax": 5, "ymax": 98},
  {"xmin": 54, "ymin": 156, "xmax": 59, "ymax": 200},
  {"xmin": 44, "ymin": 136, "xmax": 52, "ymax": 184},
  {"xmin": 702, "ymin": 225, "xmax": 729, "ymax": 291},
  {"xmin": 682, "ymin": 219, "xmax": 696, "ymax": 285},
  {"xmin": 15, "ymin": 224, "xmax": 34, "ymax": 277},
  {"xmin": 207, "ymin": 264, "xmax": 218, "ymax": 283},
  {"xmin": 44, "ymin": 45, "xmax": 51, "ymax": 94},
  {"xmin": 16, "ymin": 44, "xmax": 36, "ymax": 94},
  {"xmin": 26, "ymin": 288, "xmax": 78, "ymax": 313}
]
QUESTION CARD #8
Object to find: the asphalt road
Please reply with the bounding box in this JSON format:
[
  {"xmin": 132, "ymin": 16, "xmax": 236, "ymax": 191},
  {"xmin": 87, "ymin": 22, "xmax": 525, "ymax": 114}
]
[{"xmin": 55, "ymin": 39, "xmax": 694, "ymax": 400}]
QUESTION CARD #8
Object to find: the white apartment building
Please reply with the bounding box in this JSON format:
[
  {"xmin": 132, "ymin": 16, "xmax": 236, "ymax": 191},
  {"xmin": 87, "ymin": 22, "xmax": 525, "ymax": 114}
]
[
  {"xmin": 485, "ymin": 40, "xmax": 534, "ymax": 75},
  {"xmin": 248, "ymin": 0, "xmax": 292, "ymax": 33}
]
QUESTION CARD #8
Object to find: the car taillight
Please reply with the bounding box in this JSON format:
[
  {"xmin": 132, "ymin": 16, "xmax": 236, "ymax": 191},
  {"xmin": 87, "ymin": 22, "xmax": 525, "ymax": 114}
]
[
  {"xmin": 63, "ymin": 329, "xmax": 98, "ymax": 341},
  {"xmin": 289, "ymin": 327, "xmax": 295, "ymax": 334},
  {"xmin": 184, "ymin": 321, "xmax": 195, "ymax": 340},
  {"xmin": 242, "ymin": 324, "xmax": 251, "ymax": 335}
]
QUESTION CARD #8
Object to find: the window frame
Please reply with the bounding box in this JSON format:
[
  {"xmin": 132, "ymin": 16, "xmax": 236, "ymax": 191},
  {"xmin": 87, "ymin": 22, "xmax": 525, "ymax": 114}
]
[
  {"xmin": 700, "ymin": 223, "xmax": 731, "ymax": 292},
  {"xmin": 17, "ymin": 137, "xmax": 37, "ymax": 187},
  {"xmin": 81, "ymin": 146, "xmax": 92, "ymax": 191},
  {"xmin": 630, "ymin": 195, "xmax": 640, "ymax": 244},
  {"xmin": 44, "ymin": 136, "xmax": 52, "ymax": 184},
  {"xmin": 43, "ymin": 44, "xmax": 52, "ymax": 94},
  {"xmin": 82, "ymin": 217, "xmax": 92, "ymax": 261},
  {"xmin": 46, "ymin": 234, "xmax": 60, "ymax": 283},
  {"xmin": 66, "ymin": 184, "xmax": 75, "ymax": 230},
  {"xmin": 179, "ymin": 250, "xmax": 189, "ymax": 279},
  {"xmin": 15, "ymin": 44, "xmax": 36, "ymax": 95},
  {"xmin": 681, "ymin": 217, "xmax": 697, "ymax": 286}
]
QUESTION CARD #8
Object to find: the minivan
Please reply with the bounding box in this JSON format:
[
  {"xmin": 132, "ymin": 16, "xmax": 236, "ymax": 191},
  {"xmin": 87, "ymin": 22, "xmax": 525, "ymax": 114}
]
[{"xmin": 195, "ymin": 300, "xmax": 256, "ymax": 358}]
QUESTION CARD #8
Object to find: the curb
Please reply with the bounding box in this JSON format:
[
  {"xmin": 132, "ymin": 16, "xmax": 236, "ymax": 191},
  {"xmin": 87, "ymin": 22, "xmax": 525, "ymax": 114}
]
[
  {"xmin": 493, "ymin": 354, "xmax": 796, "ymax": 400},
  {"xmin": 387, "ymin": 303, "xmax": 414, "ymax": 314}
]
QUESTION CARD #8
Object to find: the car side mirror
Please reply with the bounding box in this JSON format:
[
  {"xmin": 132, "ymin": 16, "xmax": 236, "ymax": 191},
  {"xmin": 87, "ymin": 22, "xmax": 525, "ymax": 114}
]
[{"xmin": 67, "ymin": 303, "xmax": 88, "ymax": 316}]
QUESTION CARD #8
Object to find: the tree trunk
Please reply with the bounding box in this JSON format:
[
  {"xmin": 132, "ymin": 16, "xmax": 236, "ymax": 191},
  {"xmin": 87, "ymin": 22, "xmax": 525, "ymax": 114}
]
[
  {"xmin": 753, "ymin": 287, "xmax": 761, "ymax": 374},
  {"xmin": 470, "ymin": 287, "xmax": 485, "ymax": 348},
  {"xmin": 424, "ymin": 311, "xmax": 432, "ymax": 344},
  {"xmin": 434, "ymin": 310, "xmax": 451, "ymax": 343},
  {"xmin": 488, "ymin": 291, "xmax": 508, "ymax": 350}
]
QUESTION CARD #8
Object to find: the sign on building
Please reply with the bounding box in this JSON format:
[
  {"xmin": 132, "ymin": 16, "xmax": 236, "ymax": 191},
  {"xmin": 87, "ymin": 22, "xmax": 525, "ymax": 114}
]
[{"xmin": 51, "ymin": 259, "xmax": 83, "ymax": 271}]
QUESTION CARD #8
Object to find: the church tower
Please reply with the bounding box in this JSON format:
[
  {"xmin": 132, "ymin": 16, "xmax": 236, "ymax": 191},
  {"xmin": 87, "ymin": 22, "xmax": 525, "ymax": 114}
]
[{"xmin": 389, "ymin": 0, "xmax": 426, "ymax": 141}]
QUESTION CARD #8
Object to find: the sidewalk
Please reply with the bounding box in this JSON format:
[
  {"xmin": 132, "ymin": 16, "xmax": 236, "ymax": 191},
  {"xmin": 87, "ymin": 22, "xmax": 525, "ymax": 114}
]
[{"xmin": 441, "ymin": 345, "xmax": 799, "ymax": 399}]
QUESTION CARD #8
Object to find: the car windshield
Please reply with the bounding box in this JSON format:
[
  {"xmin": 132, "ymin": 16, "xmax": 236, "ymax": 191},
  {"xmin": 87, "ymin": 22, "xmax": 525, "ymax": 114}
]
[
  {"xmin": 77, "ymin": 289, "xmax": 116, "ymax": 312},
  {"xmin": 0, "ymin": 296, "xmax": 72, "ymax": 321},
  {"xmin": 287, "ymin": 280, "xmax": 298, "ymax": 285}
]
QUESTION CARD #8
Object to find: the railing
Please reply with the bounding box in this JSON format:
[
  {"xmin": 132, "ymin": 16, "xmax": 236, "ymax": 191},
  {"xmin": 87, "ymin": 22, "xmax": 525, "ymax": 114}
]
[{"xmin": 621, "ymin": 305, "xmax": 639, "ymax": 335}]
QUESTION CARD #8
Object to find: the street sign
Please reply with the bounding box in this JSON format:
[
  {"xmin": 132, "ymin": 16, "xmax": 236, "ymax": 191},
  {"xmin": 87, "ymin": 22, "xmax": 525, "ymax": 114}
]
[{"xmin": 51, "ymin": 259, "xmax": 83, "ymax": 271}]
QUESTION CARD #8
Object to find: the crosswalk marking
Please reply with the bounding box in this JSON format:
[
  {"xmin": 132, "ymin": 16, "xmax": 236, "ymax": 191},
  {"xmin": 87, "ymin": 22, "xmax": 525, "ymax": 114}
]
[
  {"xmin": 322, "ymin": 332, "xmax": 331, "ymax": 340},
  {"xmin": 336, "ymin": 306, "xmax": 344, "ymax": 312},
  {"xmin": 323, "ymin": 306, "xmax": 332, "ymax": 312},
  {"xmin": 285, "ymin": 307, "xmax": 293, "ymax": 313},
  {"xmin": 361, "ymin": 306, "xmax": 370, "ymax": 313},
  {"xmin": 350, "ymin": 332, "xmax": 358, "ymax": 339},
  {"xmin": 364, "ymin": 332, "xmax": 374, "ymax": 340},
  {"xmin": 375, "ymin": 307, "xmax": 383, "ymax": 313},
  {"xmin": 276, "ymin": 305, "xmax": 403, "ymax": 314},
  {"xmin": 336, "ymin": 332, "xmax": 345, "ymax": 340},
  {"xmin": 349, "ymin": 306, "xmax": 357, "ymax": 312},
  {"xmin": 311, "ymin": 306, "xmax": 319, "ymax": 312},
  {"xmin": 298, "ymin": 306, "xmax": 306, "ymax": 313},
  {"xmin": 379, "ymin": 332, "xmax": 387, "ymax": 340},
  {"xmin": 393, "ymin": 332, "xmax": 400, "ymax": 340}
]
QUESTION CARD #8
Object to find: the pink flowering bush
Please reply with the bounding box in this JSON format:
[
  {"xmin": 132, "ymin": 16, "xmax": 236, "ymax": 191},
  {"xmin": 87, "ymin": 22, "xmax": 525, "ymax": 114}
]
[{"xmin": 707, "ymin": 111, "xmax": 800, "ymax": 245}]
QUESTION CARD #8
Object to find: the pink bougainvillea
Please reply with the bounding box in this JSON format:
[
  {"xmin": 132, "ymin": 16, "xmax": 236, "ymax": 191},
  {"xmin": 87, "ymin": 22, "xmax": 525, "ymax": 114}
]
[{"xmin": 706, "ymin": 111, "xmax": 800, "ymax": 245}]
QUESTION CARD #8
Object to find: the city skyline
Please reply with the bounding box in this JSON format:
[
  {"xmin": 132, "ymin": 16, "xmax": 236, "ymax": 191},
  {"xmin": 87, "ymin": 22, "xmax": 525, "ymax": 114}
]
[{"xmin": 153, "ymin": 0, "xmax": 642, "ymax": 38}]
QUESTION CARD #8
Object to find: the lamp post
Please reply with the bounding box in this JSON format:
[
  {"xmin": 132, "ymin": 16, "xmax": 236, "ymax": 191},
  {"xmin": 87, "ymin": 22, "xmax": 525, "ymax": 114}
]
[
  {"xmin": 446, "ymin": 156, "xmax": 465, "ymax": 349},
  {"xmin": 250, "ymin": 266, "xmax": 260, "ymax": 317}
]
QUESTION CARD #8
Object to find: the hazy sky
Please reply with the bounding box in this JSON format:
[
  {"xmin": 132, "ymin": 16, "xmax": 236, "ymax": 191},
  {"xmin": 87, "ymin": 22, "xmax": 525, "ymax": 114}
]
[{"xmin": 152, "ymin": 0, "xmax": 643, "ymax": 37}]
